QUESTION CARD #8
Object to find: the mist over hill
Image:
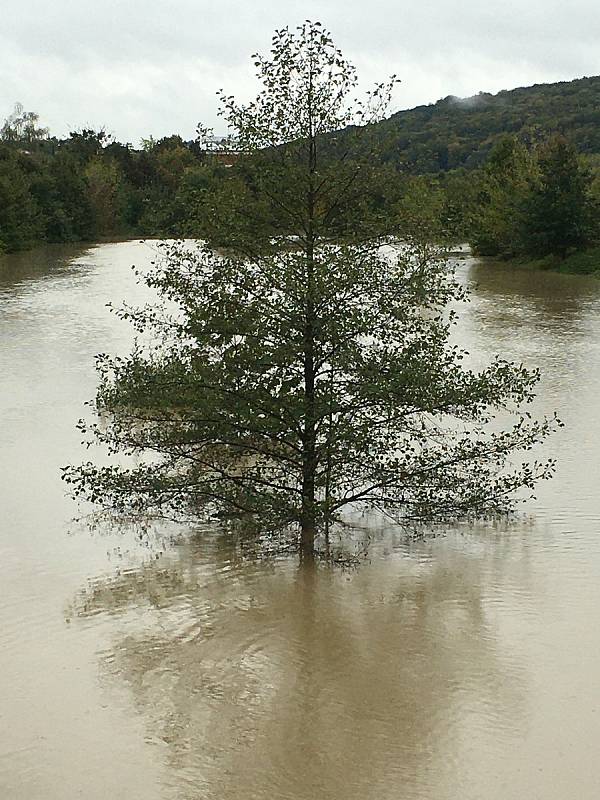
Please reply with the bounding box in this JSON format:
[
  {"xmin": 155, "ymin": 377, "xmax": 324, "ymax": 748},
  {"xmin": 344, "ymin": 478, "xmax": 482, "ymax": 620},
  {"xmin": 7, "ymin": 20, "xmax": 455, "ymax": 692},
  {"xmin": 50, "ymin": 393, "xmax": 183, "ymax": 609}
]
[{"xmin": 370, "ymin": 75, "xmax": 600, "ymax": 173}]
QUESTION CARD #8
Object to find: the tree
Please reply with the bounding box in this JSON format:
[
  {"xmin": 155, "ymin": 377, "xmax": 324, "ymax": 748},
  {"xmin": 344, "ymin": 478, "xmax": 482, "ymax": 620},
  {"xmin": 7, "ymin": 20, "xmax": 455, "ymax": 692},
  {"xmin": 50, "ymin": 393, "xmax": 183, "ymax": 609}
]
[
  {"xmin": 0, "ymin": 146, "xmax": 46, "ymax": 251},
  {"xmin": 84, "ymin": 156, "xmax": 125, "ymax": 236},
  {"xmin": 521, "ymin": 135, "xmax": 596, "ymax": 259},
  {"xmin": 1, "ymin": 103, "xmax": 49, "ymax": 144},
  {"xmin": 63, "ymin": 22, "xmax": 559, "ymax": 559},
  {"xmin": 470, "ymin": 136, "xmax": 536, "ymax": 258},
  {"xmin": 65, "ymin": 128, "xmax": 112, "ymax": 163}
]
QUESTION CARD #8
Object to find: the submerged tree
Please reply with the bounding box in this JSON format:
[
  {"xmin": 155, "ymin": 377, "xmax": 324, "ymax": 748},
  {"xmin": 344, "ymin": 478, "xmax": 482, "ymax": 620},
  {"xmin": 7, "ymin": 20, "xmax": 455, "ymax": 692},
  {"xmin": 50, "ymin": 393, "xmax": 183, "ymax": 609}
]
[
  {"xmin": 521, "ymin": 135, "xmax": 596, "ymax": 259},
  {"xmin": 471, "ymin": 135, "xmax": 536, "ymax": 258},
  {"xmin": 470, "ymin": 133, "xmax": 598, "ymax": 261},
  {"xmin": 63, "ymin": 22, "xmax": 559, "ymax": 558}
]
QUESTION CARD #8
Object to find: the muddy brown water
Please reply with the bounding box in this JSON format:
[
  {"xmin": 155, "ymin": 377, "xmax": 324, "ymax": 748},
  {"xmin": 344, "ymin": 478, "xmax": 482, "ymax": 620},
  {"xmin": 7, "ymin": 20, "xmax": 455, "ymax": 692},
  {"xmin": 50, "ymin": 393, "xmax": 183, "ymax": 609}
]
[{"xmin": 1, "ymin": 242, "xmax": 600, "ymax": 799}]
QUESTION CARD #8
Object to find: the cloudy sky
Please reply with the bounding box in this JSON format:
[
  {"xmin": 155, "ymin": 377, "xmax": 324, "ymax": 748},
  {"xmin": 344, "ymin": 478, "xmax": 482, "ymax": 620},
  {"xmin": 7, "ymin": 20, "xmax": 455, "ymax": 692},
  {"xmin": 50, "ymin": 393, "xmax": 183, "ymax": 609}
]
[{"xmin": 2, "ymin": 0, "xmax": 600, "ymax": 145}]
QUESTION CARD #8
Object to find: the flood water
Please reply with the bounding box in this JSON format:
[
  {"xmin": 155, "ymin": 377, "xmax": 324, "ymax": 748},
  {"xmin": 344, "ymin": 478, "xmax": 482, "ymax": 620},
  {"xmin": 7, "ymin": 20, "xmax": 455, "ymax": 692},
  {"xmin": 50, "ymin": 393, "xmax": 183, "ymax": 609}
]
[{"xmin": 1, "ymin": 241, "xmax": 600, "ymax": 799}]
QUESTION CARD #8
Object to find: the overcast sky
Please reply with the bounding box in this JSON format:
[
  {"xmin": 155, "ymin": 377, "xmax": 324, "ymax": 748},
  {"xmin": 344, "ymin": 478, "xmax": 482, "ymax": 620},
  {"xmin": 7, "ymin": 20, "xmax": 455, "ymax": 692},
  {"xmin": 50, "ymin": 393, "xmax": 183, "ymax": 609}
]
[{"xmin": 2, "ymin": 0, "xmax": 600, "ymax": 145}]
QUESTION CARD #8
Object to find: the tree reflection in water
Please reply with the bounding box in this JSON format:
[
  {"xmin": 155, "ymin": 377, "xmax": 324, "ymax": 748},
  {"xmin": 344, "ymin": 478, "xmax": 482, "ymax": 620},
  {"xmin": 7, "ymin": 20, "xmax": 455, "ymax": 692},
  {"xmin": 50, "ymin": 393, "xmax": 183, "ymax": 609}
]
[{"xmin": 69, "ymin": 527, "xmax": 530, "ymax": 800}]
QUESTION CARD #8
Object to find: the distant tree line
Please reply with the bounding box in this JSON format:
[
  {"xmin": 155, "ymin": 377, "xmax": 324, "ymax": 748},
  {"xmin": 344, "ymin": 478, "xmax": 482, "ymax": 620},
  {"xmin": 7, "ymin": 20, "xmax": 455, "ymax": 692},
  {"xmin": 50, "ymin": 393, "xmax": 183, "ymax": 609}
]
[
  {"xmin": 0, "ymin": 104, "xmax": 227, "ymax": 253},
  {"xmin": 2, "ymin": 91, "xmax": 600, "ymax": 268}
]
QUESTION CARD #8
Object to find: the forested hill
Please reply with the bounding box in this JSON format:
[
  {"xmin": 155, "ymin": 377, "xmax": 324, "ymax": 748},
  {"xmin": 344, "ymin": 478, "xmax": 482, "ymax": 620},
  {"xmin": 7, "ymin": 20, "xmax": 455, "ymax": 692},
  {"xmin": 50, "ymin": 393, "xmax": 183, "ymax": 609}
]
[{"xmin": 371, "ymin": 75, "xmax": 600, "ymax": 173}]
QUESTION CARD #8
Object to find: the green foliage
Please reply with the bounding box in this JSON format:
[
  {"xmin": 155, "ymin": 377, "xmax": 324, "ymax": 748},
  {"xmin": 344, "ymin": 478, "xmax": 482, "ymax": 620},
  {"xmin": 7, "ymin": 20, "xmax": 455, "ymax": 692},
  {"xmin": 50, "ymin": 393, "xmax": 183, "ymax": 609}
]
[
  {"xmin": 392, "ymin": 175, "xmax": 448, "ymax": 242},
  {"xmin": 365, "ymin": 76, "xmax": 600, "ymax": 174},
  {"xmin": 0, "ymin": 106, "xmax": 224, "ymax": 251},
  {"xmin": 468, "ymin": 134, "xmax": 598, "ymax": 261},
  {"xmin": 64, "ymin": 22, "xmax": 559, "ymax": 557},
  {"xmin": 84, "ymin": 156, "xmax": 125, "ymax": 236},
  {"xmin": 520, "ymin": 135, "xmax": 597, "ymax": 258},
  {"xmin": 471, "ymin": 136, "xmax": 537, "ymax": 257},
  {"xmin": 0, "ymin": 145, "xmax": 46, "ymax": 250}
]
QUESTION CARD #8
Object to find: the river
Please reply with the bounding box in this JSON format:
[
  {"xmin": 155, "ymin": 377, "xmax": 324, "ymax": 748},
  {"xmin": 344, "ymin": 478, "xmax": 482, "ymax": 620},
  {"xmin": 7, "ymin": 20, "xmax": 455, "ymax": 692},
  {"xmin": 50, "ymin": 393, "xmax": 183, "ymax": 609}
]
[{"xmin": 1, "ymin": 241, "xmax": 599, "ymax": 799}]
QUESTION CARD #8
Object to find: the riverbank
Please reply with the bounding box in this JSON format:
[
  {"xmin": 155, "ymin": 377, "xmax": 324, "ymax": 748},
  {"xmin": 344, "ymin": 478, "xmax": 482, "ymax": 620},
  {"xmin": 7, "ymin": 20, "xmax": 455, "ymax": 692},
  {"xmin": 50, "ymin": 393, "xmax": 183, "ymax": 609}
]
[
  {"xmin": 507, "ymin": 247, "xmax": 600, "ymax": 276},
  {"xmin": 0, "ymin": 232, "xmax": 143, "ymax": 258}
]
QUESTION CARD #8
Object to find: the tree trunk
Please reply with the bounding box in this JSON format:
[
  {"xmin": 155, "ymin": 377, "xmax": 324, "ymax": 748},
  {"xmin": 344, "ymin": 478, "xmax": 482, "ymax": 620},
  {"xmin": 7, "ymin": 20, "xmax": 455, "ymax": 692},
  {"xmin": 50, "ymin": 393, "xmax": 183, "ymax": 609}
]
[
  {"xmin": 300, "ymin": 68, "xmax": 318, "ymax": 563},
  {"xmin": 300, "ymin": 324, "xmax": 316, "ymax": 559},
  {"xmin": 300, "ymin": 517, "xmax": 316, "ymax": 560}
]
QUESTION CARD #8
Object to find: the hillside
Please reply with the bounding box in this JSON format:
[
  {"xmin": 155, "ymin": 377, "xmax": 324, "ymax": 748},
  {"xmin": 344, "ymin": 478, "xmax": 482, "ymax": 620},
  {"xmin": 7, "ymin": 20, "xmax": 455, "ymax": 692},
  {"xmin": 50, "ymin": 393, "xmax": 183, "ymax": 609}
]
[{"xmin": 372, "ymin": 75, "xmax": 600, "ymax": 173}]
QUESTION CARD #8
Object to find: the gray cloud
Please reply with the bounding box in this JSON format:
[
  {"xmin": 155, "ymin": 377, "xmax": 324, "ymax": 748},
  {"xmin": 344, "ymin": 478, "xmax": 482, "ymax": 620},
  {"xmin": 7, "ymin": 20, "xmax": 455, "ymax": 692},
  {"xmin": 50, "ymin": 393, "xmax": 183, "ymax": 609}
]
[{"xmin": 2, "ymin": 0, "xmax": 600, "ymax": 143}]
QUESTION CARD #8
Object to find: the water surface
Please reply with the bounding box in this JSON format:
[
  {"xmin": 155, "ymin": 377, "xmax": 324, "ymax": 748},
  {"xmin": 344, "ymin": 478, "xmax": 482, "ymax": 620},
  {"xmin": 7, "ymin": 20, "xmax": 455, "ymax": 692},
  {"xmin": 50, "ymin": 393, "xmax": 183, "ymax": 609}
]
[{"xmin": 1, "ymin": 243, "xmax": 600, "ymax": 799}]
